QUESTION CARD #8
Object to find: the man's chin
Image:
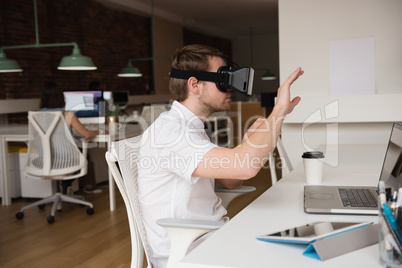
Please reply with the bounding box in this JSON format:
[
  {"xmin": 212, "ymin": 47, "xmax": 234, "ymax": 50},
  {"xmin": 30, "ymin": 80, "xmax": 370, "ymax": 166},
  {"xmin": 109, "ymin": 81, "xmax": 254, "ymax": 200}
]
[{"xmin": 220, "ymin": 103, "xmax": 231, "ymax": 111}]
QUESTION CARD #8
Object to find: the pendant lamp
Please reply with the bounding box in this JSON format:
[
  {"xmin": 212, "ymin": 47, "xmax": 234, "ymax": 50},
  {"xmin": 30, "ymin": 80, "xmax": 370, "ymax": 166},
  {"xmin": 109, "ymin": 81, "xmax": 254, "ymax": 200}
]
[
  {"xmin": 261, "ymin": 69, "xmax": 276, "ymax": 80},
  {"xmin": 118, "ymin": 60, "xmax": 142, "ymax": 77},
  {"xmin": 0, "ymin": 52, "xmax": 22, "ymax": 73},
  {"xmin": 58, "ymin": 45, "xmax": 97, "ymax": 71},
  {"xmin": 0, "ymin": 0, "xmax": 96, "ymax": 73}
]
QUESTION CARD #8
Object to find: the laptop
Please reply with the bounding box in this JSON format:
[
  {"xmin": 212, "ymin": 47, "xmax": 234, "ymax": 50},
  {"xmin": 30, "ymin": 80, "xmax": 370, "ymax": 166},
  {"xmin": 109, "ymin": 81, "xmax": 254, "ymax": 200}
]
[{"xmin": 304, "ymin": 122, "xmax": 402, "ymax": 215}]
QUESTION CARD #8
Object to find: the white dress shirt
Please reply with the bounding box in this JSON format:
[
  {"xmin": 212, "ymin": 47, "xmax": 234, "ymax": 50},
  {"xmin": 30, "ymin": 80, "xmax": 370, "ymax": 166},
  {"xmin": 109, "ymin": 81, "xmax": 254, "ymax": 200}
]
[{"xmin": 138, "ymin": 101, "xmax": 227, "ymax": 267}]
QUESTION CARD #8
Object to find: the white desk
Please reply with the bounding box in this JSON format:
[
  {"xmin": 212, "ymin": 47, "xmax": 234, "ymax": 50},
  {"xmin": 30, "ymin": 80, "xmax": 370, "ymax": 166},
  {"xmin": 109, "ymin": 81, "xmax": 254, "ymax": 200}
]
[
  {"xmin": 0, "ymin": 125, "xmax": 29, "ymax": 206},
  {"xmin": 179, "ymin": 144, "xmax": 387, "ymax": 267},
  {"xmin": 0, "ymin": 123, "xmax": 141, "ymax": 210}
]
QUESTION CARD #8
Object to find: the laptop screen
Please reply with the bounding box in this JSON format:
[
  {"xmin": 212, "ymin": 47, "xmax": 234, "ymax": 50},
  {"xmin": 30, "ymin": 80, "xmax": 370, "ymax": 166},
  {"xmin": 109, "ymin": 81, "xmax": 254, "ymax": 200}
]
[{"xmin": 379, "ymin": 123, "xmax": 402, "ymax": 191}]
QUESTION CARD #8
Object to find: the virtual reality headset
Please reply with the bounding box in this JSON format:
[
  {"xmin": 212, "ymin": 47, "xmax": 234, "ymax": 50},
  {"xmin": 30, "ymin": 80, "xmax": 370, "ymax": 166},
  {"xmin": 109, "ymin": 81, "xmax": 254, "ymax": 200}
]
[{"xmin": 169, "ymin": 65, "xmax": 254, "ymax": 95}]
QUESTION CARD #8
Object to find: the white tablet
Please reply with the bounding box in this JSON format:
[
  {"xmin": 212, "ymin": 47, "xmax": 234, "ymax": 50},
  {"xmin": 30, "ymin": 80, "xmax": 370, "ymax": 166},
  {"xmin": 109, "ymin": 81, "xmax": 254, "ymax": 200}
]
[{"xmin": 256, "ymin": 221, "xmax": 373, "ymax": 245}]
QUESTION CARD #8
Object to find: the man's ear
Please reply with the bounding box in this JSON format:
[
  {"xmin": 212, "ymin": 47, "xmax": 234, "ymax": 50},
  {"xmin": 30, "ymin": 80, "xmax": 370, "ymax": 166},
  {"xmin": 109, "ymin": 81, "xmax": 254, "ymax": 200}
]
[{"xmin": 187, "ymin": 77, "xmax": 200, "ymax": 95}]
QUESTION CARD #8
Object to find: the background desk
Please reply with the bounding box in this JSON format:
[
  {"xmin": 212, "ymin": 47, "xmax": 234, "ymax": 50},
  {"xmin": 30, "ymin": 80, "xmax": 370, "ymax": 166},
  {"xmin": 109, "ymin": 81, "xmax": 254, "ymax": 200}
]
[
  {"xmin": 0, "ymin": 123, "xmax": 141, "ymax": 210},
  {"xmin": 0, "ymin": 125, "xmax": 29, "ymax": 206},
  {"xmin": 179, "ymin": 144, "xmax": 387, "ymax": 267}
]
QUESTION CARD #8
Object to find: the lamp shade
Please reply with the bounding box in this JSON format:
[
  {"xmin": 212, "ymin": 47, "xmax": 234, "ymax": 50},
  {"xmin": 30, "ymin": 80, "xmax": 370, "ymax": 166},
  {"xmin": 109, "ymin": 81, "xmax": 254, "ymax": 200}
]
[
  {"xmin": 261, "ymin": 69, "xmax": 276, "ymax": 80},
  {"xmin": 0, "ymin": 52, "xmax": 23, "ymax": 73},
  {"xmin": 118, "ymin": 61, "xmax": 142, "ymax": 77},
  {"xmin": 58, "ymin": 46, "xmax": 97, "ymax": 70}
]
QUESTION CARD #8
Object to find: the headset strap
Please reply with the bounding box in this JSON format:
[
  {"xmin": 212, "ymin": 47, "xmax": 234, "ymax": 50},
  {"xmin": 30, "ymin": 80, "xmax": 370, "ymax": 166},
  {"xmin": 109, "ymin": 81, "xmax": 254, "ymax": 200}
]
[{"xmin": 169, "ymin": 68, "xmax": 228, "ymax": 83}]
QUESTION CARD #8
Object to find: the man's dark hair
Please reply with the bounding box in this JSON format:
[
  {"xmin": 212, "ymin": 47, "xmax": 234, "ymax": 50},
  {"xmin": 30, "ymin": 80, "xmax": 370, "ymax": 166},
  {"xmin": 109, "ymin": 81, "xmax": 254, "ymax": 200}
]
[
  {"xmin": 40, "ymin": 81, "xmax": 65, "ymax": 109},
  {"xmin": 169, "ymin": 44, "xmax": 228, "ymax": 101}
]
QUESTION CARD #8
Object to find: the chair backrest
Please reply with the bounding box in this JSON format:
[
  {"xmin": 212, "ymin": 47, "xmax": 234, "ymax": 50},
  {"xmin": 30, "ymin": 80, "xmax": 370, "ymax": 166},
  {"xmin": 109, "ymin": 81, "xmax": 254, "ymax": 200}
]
[
  {"xmin": 269, "ymin": 136, "xmax": 293, "ymax": 185},
  {"xmin": 277, "ymin": 136, "xmax": 293, "ymax": 176},
  {"xmin": 106, "ymin": 135, "xmax": 153, "ymax": 268},
  {"xmin": 205, "ymin": 111, "xmax": 233, "ymax": 148},
  {"xmin": 26, "ymin": 111, "xmax": 87, "ymax": 179},
  {"xmin": 106, "ymin": 136, "xmax": 253, "ymax": 268}
]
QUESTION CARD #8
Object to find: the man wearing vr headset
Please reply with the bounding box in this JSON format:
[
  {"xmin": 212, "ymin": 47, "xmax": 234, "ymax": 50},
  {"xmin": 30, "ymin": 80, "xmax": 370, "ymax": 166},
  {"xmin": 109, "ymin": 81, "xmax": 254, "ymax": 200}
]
[{"xmin": 138, "ymin": 44, "xmax": 303, "ymax": 267}]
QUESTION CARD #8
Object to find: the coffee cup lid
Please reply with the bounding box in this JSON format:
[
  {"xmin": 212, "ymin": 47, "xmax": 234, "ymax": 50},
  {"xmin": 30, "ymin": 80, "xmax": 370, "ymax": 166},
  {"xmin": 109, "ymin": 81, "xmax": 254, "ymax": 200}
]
[{"xmin": 302, "ymin": 151, "xmax": 325, "ymax": 159}]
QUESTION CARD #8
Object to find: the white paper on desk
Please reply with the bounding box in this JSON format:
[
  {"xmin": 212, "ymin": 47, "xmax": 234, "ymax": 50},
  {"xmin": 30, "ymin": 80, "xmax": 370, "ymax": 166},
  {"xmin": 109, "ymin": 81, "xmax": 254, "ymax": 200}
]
[{"xmin": 329, "ymin": 37, "xmax": 375, "ymax": 96}]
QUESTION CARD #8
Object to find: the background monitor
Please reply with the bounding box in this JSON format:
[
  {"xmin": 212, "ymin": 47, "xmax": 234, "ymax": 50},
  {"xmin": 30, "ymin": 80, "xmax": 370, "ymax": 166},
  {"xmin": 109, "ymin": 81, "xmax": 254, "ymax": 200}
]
[
  {"xmin": 112, "ymin": 91, "xmax": 129, "ymax": 109},
  {"xmin": 103, "ymin": 91, "xmax": 113, "ymax": 101},
  {"xmin": 63, "ymin": 90, "xmax": 103, "ymax": 118}
]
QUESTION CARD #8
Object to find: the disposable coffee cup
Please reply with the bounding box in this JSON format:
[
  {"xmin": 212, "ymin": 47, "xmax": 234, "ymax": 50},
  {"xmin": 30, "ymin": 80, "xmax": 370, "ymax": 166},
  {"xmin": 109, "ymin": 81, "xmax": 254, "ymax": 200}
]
[{"xmin": 302, "ymin": 151, "xmax": 325, "ymax": 184}]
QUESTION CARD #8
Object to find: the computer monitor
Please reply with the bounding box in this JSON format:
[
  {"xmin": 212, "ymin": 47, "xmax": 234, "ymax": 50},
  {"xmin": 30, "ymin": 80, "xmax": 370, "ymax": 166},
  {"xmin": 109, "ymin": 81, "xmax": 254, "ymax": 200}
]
[
  {"xmin": 103, "ymin": 91, "xmax": 113, "ymax": 101},
  {"xmin": 63, "ymin": 90, "xmax": 105, "ymax": 123},
  {"xmin": 112, "ymin": 91, "xmax": 129, "ymax": 109}
]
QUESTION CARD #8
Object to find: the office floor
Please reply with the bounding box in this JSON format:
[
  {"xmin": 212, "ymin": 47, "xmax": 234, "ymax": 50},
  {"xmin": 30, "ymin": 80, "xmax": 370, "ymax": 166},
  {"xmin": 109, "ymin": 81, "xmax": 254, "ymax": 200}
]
[{"xmin": 0, "ymin": 165, "xmax": 276, "ymax": 268}]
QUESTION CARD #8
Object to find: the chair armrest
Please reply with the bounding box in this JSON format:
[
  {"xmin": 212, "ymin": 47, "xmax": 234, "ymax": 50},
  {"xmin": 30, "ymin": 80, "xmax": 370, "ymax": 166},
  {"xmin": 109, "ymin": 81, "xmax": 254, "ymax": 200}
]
[
  {"xmin": 214, "ymin": 185, "xmax": 256, "ymax": 193},
  {"xmin": 156, "ymin": 218, "xmax": 224, "ymax": 230},
  {"xmin": 157, "ymin": 218, "xmax": 224, "ymax": 268},
  {"xmin": 214, "ymin": 185, "xmax": 256, "ymax": 208}
]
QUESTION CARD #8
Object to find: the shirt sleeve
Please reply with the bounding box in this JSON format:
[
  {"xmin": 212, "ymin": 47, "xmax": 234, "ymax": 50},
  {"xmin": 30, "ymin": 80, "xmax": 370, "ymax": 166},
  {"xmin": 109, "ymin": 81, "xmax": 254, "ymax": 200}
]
[
  {"xmin": 173, "ymin": 128, "xmax": 217, "ymax": 183},
  {"xmin": 151, "ymin": 124, "xmax": 216, "ymax": 183}
]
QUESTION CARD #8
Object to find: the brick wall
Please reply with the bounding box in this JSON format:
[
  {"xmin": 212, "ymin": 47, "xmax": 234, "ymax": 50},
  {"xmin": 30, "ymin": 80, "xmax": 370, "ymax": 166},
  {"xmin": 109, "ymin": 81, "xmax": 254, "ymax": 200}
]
[
  {"xmin": 0, "ymin": 0, "xmax": 152, "ymax": 99},
  {"xmin": 0, "ymin": 0, "xmax": 231, "ymax": 123}
]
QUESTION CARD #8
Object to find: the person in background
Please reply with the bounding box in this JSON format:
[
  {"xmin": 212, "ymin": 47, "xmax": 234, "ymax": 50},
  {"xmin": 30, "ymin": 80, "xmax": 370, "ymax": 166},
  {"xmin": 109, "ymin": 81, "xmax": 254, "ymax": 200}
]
[
  {"xmin": 40, "ymin": 81, "xmax": 102, "ymax": 194},
  {"xmin": 40, "ymin": 81, "xmax": 100, "ymax": 139},
  {"xmin": 138, "ymin": 44, "xmax": 303, "ymax": 267},
  {"xmin": 88, "ymin": 80, "xmax": 103, "ymax": 91}
]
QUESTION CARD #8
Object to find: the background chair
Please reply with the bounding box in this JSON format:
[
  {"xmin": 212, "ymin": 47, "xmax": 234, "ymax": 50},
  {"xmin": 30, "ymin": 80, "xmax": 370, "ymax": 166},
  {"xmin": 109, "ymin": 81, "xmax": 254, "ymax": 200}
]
[
  {"xmin": 268, "ymin": 136, "xmax": 293, "ymax": 185},
  {"xmin": 205, "ymin": 111, "xmax": 234, "ymax": 148},
  {"xmin": 16, "ymin": 111, "xmax": 94, "ymax": 224},
  {"xmin": 105, "ymin": 135, "xmax": 255, "ymax": 268}
]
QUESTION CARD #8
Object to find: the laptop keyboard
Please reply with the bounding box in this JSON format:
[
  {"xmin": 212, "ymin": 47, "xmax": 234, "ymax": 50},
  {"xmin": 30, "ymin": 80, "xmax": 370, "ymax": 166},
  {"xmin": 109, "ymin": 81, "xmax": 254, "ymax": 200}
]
[{"xmin": 339, "ymin": 188, "xmax": 378, "ymax": 207}]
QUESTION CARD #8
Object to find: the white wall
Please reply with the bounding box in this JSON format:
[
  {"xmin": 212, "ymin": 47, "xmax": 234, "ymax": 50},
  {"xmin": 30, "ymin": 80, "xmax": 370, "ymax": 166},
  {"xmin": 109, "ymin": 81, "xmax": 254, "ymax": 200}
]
[
  {"xmin": 279, "ymin": 0, "xmax": 402, "ymax": 96},
  {"xmin": 278, "ymin": 0, "xmax": 402, "ymax": 170}
]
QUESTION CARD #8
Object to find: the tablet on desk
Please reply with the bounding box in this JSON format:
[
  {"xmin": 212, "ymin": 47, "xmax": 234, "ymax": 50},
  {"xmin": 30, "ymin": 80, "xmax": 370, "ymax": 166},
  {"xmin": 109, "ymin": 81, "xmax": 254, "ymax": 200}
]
[{"xmin": 256, "ymin": 221, "xmax": 373, "ymax": 245}]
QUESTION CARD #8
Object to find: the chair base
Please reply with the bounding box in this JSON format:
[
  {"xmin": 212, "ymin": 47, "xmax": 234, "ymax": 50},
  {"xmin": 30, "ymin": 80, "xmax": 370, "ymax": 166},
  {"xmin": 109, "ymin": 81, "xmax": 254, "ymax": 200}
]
[{"xmin": 16, "ymin": 192, "xmax": 94, "ymax": 223}]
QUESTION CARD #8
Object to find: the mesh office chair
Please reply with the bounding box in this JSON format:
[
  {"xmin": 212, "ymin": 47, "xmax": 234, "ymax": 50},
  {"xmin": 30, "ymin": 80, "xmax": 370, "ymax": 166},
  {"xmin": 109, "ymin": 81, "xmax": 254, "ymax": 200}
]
[
  {"xmin": 16, "ymin": 111, "xmax": 94, "ymax": 224},
  {"xmin": 268, "ymin": 136, "xmax": 293, "ymax": 185},
  {"xmin": 205, "ymin": 111, "xmax": 234, "ymax": 148},
  {"xmin": 105, "ymin": 135, "xmax": 255, "ymax": 268}
]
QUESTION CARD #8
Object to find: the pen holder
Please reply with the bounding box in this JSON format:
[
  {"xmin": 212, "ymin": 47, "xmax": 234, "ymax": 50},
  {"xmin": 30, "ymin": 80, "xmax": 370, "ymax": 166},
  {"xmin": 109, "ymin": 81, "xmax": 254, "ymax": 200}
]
[{"xmin": 379, "ymin": 199, "xmax": 402, "ymax": 267}]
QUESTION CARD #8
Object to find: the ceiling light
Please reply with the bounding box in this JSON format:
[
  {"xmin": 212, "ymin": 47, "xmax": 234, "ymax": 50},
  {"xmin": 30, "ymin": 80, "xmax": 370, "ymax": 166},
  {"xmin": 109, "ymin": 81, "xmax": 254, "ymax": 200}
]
[
  {"xmin": 0, "ymin": 51, "xmax": 23, "ymax": 73},
  {"xmin": 261, "ymin": 69, "xmax": 277, "ymax": 80},
  {"xmin": 58, "ymin": 45, "xmax": 97, "ymax": 71},
  {"xmin": 118, "ymin": 61, "xmax": 142, "ymax": 77},
  {"xmin": 0, "ymin": 0, "xmax": 96, "ymax": 73}
]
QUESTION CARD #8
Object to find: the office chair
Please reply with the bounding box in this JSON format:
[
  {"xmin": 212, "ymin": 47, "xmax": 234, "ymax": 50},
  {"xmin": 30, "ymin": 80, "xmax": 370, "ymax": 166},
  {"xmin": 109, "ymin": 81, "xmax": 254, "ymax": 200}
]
[
  {"xmin": 16, "ymin": 111, "xmax": 94, "ymax": 224},
  {"xmin": 205, "ymin": 111, "xmax": 234, "ymax": 148},
  {"xmin": 268, "ymin": 136, "xmax": 293, "ymax": 185},
  {"xmin": 105, "ymin": 135, "xmax": 255, "ymax": 268}
]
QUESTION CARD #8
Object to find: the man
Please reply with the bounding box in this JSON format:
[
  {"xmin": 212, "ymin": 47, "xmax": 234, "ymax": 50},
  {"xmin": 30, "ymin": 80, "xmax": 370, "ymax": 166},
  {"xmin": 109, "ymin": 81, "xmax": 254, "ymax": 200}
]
[{"xmin": 138, "ymin": 44, "xmax": 303, "ymax": 266}]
